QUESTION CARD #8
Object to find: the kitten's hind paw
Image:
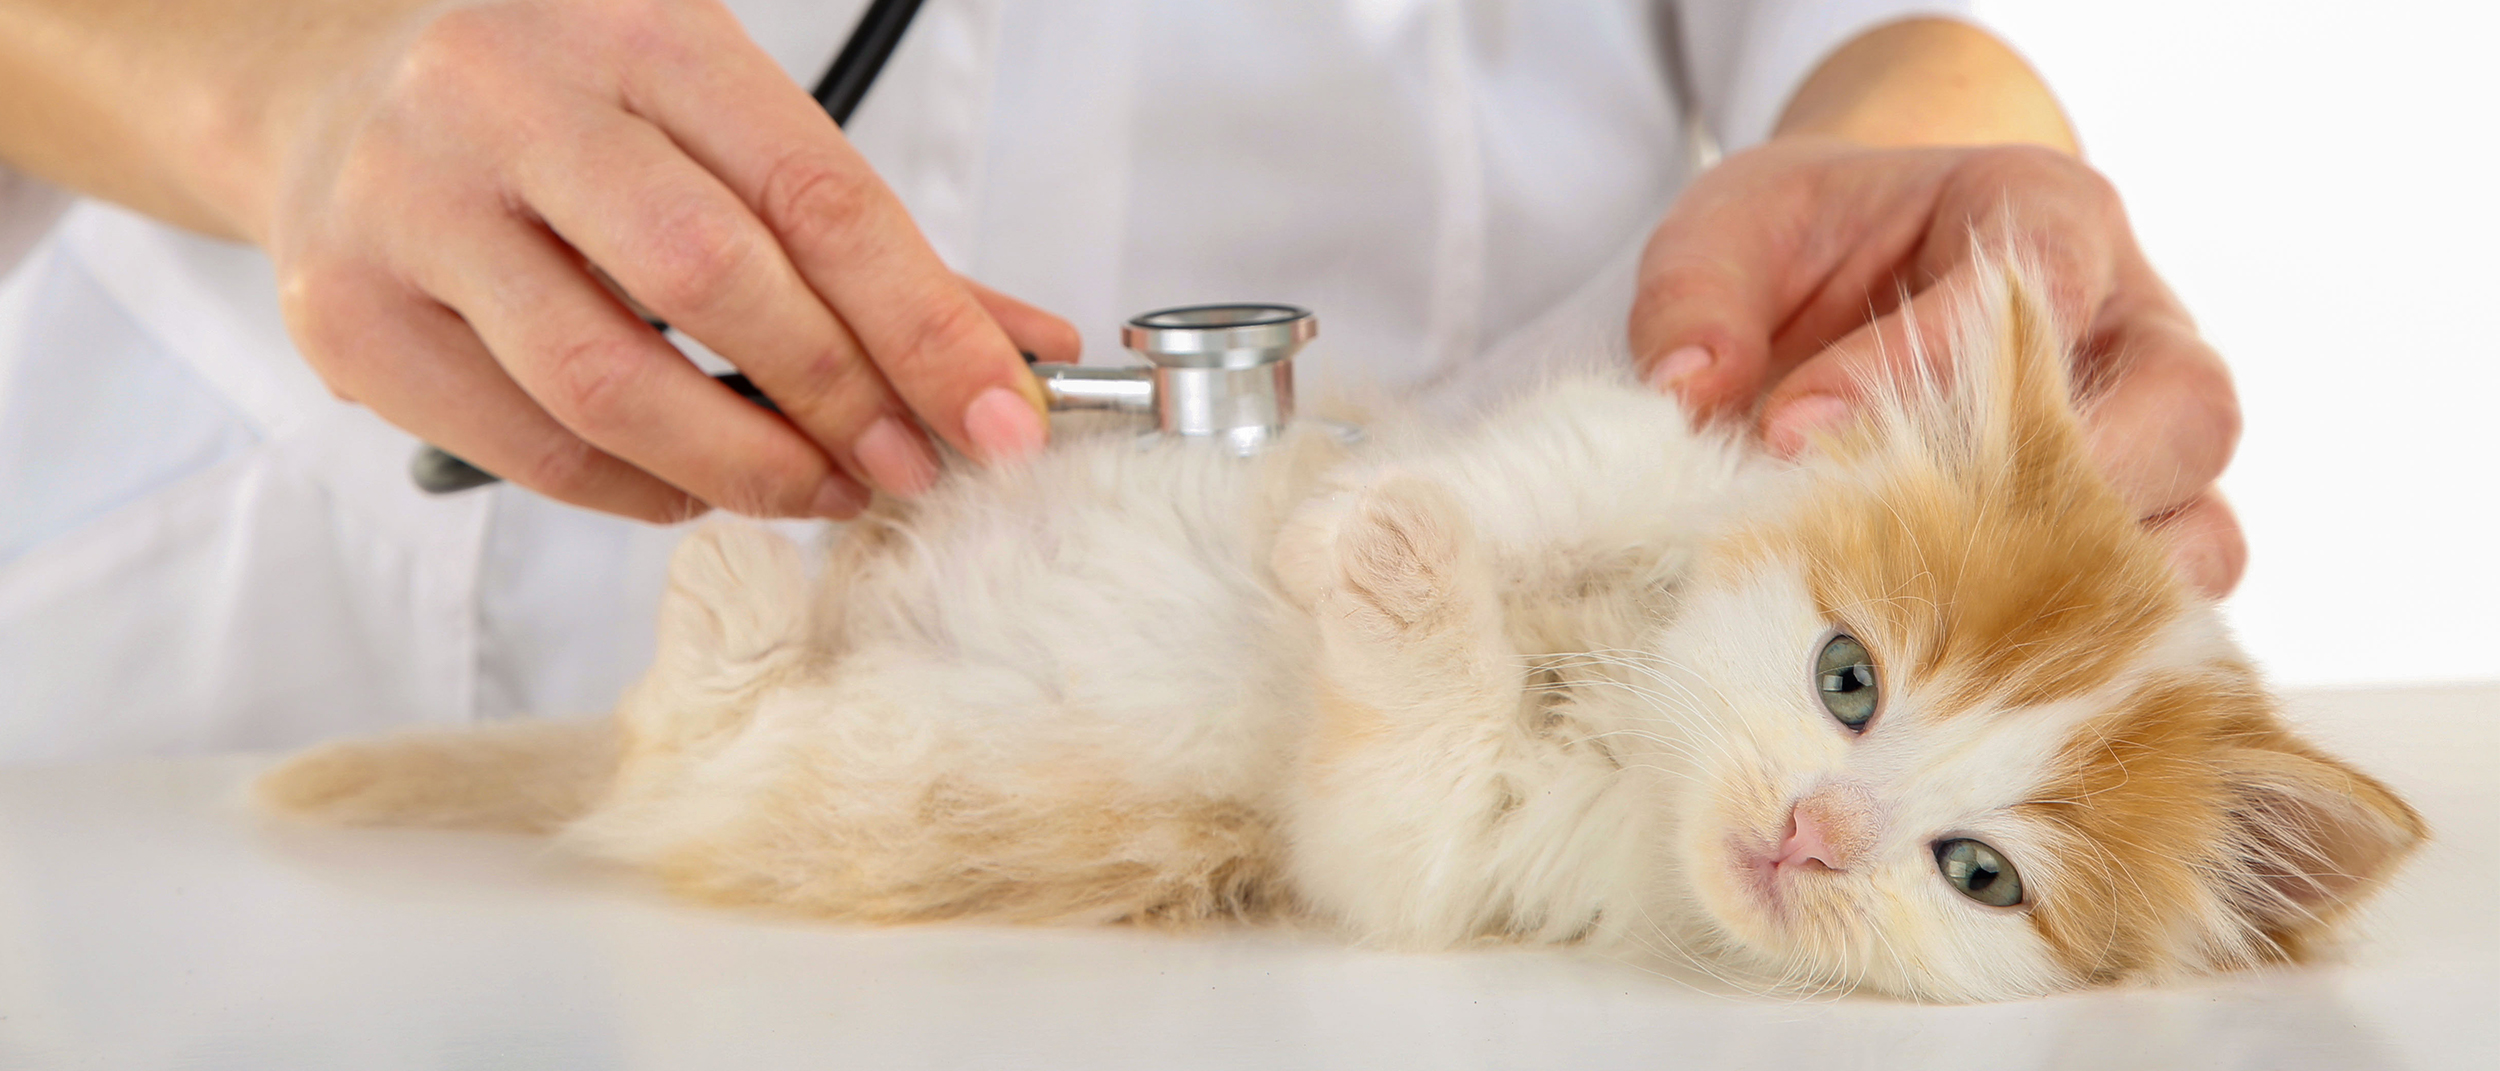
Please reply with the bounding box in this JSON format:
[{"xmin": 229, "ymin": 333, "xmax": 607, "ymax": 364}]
[
  {"xmin": 655, "ymin": 522, "xmax": 812, "ymax": 680},
  {"xmin": 626, "ymin": 522, "xmax": 820, "ymax": 757}
]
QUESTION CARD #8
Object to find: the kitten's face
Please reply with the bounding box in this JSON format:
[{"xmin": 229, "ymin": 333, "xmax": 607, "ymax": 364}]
[
  {"xmin": 1616, "ymin": 271, "xmax": 2421, "ymax": 1002},
  {"xmin": 1643, "ymin": 489, "xmax": 2231, "ymax": 1002}
]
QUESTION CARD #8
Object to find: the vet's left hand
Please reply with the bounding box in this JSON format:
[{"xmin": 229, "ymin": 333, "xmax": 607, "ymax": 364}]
[{"xmin": 1631, "ymin": 136, "xmax": 2246, "ymax": 597}]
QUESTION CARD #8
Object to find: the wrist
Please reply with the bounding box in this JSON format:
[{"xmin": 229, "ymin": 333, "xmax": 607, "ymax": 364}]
[
  {"xmin": 1773, "ymin": 18, "xmax": 2077, "ymax": 153},
  {"xmin": 186, "ymin": 2, "xmax": 436, "ymax": 247},
  {"xmin": 0, "ymin": 0, "xmax": 431, "ymax": 245}
]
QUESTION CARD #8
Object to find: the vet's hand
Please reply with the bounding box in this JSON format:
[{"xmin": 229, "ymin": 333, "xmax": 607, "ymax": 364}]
[
  {"xmin": 260, "ymin": 0, "xmax": 1075, "ymax": 521},
  {"xmin": 1628, "ymin": 18, "xmax": 2245, "ymax": 597},
  {"xmin": 1631, "ymin": 139, "xmax": 2243, "ymax": 597}
]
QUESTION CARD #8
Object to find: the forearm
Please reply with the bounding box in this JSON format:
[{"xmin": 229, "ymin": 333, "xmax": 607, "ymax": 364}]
[
  {"xmin": 1774, "ymin": 18, "xmax": 2076, "ymax": 153},
  {"xmin": 0, "ymin": 0, "xmax": 418, "ymax": 241}
]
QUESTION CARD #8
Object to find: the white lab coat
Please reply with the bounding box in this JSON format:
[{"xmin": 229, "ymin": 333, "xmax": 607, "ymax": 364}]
[{"xmin": 0, "ymin": 0, "xmax": 1970, "ymax": 762}]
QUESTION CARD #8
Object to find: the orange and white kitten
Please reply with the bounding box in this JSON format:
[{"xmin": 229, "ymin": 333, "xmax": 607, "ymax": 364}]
[{"xmin": 261, "ymin": 264, "xmax": 2423, "ymax": 1003}]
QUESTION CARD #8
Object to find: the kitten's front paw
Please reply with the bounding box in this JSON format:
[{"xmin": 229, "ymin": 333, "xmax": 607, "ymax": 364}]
[
  {"xmin": 1333, "ymin": 477, "xmax": 1474, "ymax": 631},
  {"xmin": 1280, "ymin": 475, "xmax": 1490, "ymax": 650}
]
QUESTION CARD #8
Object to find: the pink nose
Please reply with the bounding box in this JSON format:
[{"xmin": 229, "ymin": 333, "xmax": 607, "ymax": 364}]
[
  {"xmin": 1771, "ymin": 789, "xmax": 1869, "ymax": 872},
  {"xmin": 1774, "ymin": 808, "xmax": 1841, "ymax": 871}
]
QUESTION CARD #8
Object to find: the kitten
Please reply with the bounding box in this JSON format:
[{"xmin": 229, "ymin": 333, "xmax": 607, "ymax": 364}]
[{"xmin": 259, "ymin": 263, "xmax": 2423, "ymax": 1002}]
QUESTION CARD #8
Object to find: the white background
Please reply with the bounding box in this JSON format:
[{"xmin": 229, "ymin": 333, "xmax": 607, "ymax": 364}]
[{"xmin": 1974, "ymin": 0, "xmax": 2500, "ymax": 687}]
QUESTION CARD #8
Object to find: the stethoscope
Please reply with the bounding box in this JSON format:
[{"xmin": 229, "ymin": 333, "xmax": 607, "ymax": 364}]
[{"xmin": 412, "ymin": 0, "xmax": 1315, "ymax": 492}]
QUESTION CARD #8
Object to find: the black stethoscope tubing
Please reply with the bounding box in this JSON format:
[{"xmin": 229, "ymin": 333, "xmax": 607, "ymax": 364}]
[{"xmin": 815, "ymin": 0, "xmax": 927, "ymax": 125}]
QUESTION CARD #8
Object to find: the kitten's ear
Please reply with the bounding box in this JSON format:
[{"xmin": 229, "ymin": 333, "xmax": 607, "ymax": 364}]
[{"xmin": 2218, "ymin": 739, "xmax": 2426, "ymax": 948}]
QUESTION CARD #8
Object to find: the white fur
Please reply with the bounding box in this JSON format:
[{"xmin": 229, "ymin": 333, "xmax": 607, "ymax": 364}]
[
  {"xmin": 261, "ymin": 262, "xmax": 2420, "ymax": 1004},
  {"xmin": 551, "ymin": 364, "xmax": 2147, "ymax": 999},
  {"xmin": 559, "ymin": 365, "xmax": 2101, "ymax": 1000}
]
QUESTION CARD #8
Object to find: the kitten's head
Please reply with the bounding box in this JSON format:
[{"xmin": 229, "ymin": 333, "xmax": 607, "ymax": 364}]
[{"xmin": 1644, "ymin": 264, "xmax": 2423, "ymax": 1002}]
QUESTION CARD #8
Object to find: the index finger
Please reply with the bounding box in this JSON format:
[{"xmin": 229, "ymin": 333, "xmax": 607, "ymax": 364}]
[
  {"xmin": 622, "ymin": 4, "xmax": 1047, "ymax": 464},
  {"xmin": 1630, "ymin": 172, "xmax": 1814, "ymax": 423},
  {"xmin": 1630, "ymin": 144, "xmax": 1956, "ymax": 424}
]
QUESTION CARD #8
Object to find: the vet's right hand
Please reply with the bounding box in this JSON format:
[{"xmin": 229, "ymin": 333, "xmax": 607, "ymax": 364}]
[{"xmin": 248, "ymin": 0, "xmax": 1074, "ymax": 520}]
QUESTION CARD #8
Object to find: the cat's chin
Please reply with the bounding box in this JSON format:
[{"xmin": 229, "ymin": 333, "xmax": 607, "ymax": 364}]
[
  {"xmin": 1656, "ymin": 793, "xmax": 1919, "ymax": 999},
  {"xmin": 1730, "ymin": 838, "xmax": 1809, "ymax": 923},
  {"xmin": 1673, "ymin": 829, "xmax": 1825, "ymax": 969},
  {"xmin": 1712, "ymin": 855, "xmax": 1847, "ymax": 948}
]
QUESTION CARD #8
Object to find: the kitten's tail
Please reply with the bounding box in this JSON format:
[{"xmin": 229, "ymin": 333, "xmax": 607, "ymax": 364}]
[{"xmin": 255, "ymin": 716, "xmax": 618, "ymax": 835}]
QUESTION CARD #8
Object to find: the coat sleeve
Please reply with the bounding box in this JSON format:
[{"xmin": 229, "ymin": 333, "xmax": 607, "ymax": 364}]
[
  {"xmin": 1673, "ymin": 0, "xmax": 1979, "ymax": 152},
  {"xmin": 0, "ymin": 166, "xmax": 73, "ymax": 279}
]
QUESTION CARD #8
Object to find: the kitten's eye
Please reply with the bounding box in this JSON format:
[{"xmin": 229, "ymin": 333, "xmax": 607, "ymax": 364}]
[
  {"xmin": 1813, "ymin": 633, "xmax": 1879, "ymax": 731},
  {"xmin": 1934, "ymin": 838, "xmax": 2024, "ymax": 907}
]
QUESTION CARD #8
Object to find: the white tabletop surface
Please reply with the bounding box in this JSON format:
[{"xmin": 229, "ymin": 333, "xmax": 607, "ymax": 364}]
[{"xmin": 0, "ymin": 684, "xmax": 2492, "ymax": 1070}]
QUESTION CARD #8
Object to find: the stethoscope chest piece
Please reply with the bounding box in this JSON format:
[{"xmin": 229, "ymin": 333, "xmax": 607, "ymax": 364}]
[{"xmin": 1037, "ymin": 303, "xmax": 1315, "ymax": 457}]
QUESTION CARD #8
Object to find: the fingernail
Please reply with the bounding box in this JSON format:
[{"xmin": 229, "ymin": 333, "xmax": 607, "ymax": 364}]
[
  {"xmin": 854, "ymin": 415, "xmax": 940, "ymax": 497},
  {"xmin": 811, "ymin": 475, "xmax": 870, "ymax": 519},
  {"xmin": 1765, "ymin": 394, "xmax": 1853, "ymax": 457},
  {"xmin": 1648, "ymin": 345, "xmax": 1713, "ymax": 392},
  {"xmin": 964, "ymin": 386, "xmax": 1047, "ymax": 464}
]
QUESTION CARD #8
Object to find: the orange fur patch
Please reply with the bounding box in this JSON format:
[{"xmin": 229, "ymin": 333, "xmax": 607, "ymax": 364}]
[
  {"xmin": 1734, "ymin": 266, "xmax": 2181, "ymax": 713},
  {"xmin": 2022, "ymin": 672, "xmax": 2271, "ymax": 981},
  {"xmin": 1784, "ymin": 462, "xmax": 2177, "ymax": 713},
  {"xmin": 2023, "ymin": 671, "xmax": 2425, "ymax": 979}
]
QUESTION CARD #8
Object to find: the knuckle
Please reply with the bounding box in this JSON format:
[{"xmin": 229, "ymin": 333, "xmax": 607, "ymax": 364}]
[
  {"xmin": 275, "ymin": 265, "xmax": 342, "ymax": 353},
  {"xmin": 630, "ymin": 202, "xmax": 763, "ymax": 320},
  {"xmin": 715, "ymin": 459, "xmax": 828, "ymax": 519},
  {"xmin": 513, "ymin": 435, "xmax": 609, "ymax": 498},
  {"xmin": 2058, "ymin": 153, "xmax": 2124, "ymax": 208},
  {"xmin": 327, "ymin": 134, "xmax": 405, "ymax": 209},
  {"xmin": 396, "ymin": 7, "xmax": 511, "ymax": 99},
  {"xmin": 615, "ymin": 0, "xmax": 681, "ymax": 30},
  {"xmin": 606, "ymin": 0, "xmax": 696, "ymax": 59},
  {"xmin": 2031, "ymin": 267, "xmax": 2100, "ymax": 329},
  {"xmin": 1956, "ymin": 145, "xmax": 2123, "ymax": 229},
  {"xmin": 1990, "ymin": 144, "xmax": 2123, "ymax": 215},
  {"xmin": 886, "ymin": 298, "xmax": 994, "ymax": 384},
  {"xmin": 755, "ymin": 152, "xmax": 876, "ymax": 250},
  {"xmin": 771, "ymin": 343, "xmax": 886, "ymax": 424},
  {"xmin": 536, "ymin": 334, "xmax": 652, "ymax": 436},
  {"xmin": 369, "ymin": 13, "xmax": 534, "ymax": 168}
]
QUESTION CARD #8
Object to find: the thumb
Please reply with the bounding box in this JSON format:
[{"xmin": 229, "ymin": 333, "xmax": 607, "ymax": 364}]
[{"xmin": 1629, "ymin": 206, "xmax": 1792, "ymax": 424}]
